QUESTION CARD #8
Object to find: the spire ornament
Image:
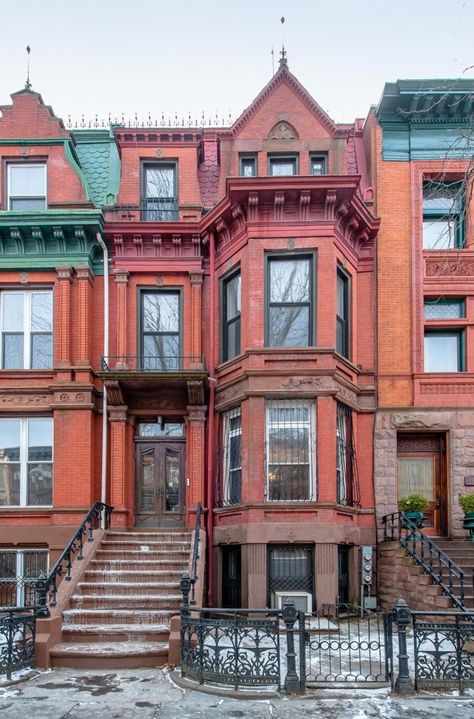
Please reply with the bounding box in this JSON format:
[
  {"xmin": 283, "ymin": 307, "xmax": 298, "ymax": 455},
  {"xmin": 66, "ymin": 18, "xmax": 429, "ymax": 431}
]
[
  {"xmin": 25, "ymin": 45, "xmax": 31, "ymax": 90},
  {"xmin": 279, "ymin": 17, "xmax": 288, "ymax": 69}
]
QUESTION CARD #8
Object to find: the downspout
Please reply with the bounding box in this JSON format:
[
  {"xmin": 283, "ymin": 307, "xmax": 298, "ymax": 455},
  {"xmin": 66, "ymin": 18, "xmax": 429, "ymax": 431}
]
[
  {"xmin": 206, "ymin": 229, "xmax": 216, "ymax": 605},
  {"xmin": 97, "ymin": 232, "xmax": 109, "ymax": 524}
]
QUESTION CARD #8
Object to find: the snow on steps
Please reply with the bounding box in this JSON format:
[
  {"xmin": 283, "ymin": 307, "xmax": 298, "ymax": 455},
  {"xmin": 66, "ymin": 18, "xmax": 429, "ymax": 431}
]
[{"xmin": 51, "ymin": 529, "xmax": 192, "ymax": 669}]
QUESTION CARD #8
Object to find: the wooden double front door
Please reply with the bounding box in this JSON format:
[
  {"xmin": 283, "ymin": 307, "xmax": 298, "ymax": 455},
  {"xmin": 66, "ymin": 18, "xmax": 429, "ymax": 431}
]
[
  {"xmin": 397, "ymin": 433, "xmax": 447, "ymax": 536},
  {"xmin": 135, "ymin": 441, "xmax": 185, "ymax": 527}
]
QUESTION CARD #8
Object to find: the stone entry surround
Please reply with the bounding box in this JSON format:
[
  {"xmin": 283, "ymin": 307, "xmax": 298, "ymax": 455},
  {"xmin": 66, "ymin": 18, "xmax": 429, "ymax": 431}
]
[{"xmin": 374, "ymin": 409, "xmax": 474, "ymax": 539}]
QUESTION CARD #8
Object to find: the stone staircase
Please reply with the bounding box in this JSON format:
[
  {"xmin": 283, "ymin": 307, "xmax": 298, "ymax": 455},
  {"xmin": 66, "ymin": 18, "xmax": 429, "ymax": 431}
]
[
  {"xmin": 433, "ymin": 540, "xmax": 474, "ymax": 609},
  {"xmin": 50, "ymin": 529, "xmax": 191, "ymax": 668}
]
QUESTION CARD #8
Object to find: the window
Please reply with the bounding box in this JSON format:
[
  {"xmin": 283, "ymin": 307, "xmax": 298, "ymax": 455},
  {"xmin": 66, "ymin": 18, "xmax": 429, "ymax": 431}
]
[
  {"xmin": 268, "ymin": 155, "xmax": 298, "ymax": 176},
  {"xmin": 7, "ymin": 164, "xmax": 46, "ymax": 210},
  {"xmin": 310, "ymin": 155, "xmax": 327, "ymax": 175},
  {"xmin": 220, "ymin": 406, "xmax": 242, "ymax": 506},
  {"xmin": 0, "ymin": 549, "xmax": 48, "ymax": 607},
  {"xmin": 424, "ymin": 330, "xmax": 464, "ymax": 372},
  {"xmin": 266, "ymin": 254, "xmax": 313, "ymax": 347},
  {"xmin": 267, "ymin": 545, "xmax": 313, "ymax": 609},
  {"xmin": 266, "ymin": 399, "xmax": 315, "ymax": 502},
  {"xmin": 424, "ymin": 298, "xmax": 465, "ymax": 320},
  {"xmin": 142, "ymin": 163, "xmax": 178, "ymax": 221},
  {"xmin": 140, "ymin": 290, "xmax": 181, "ymax": 370},
  {"xmin": 222, "ymin": 545, "xmax": 241, "ymax": 608},
  {"xmin": 0, "ymin": 418, "xmax": 53, "ymax": 507},
  {"xmin": 336, "ymin": 268, "xmax": 350, "ymax": 358},
  {"xmin": 422, "ymin": 180, "xmax": 464, "ymax": 249},
  {"xmin": 239, "ymin": 155, "xmax": 257, "ymax": 177},
  {"xmin": 221, "ymin": 270, "xmax": 241, "ymax": 362},
  {"xmin": 137, "ymin": 422, "xmax": 184, "ymax": 437},
  {"xmin": 0, "ymin": 290, "xmax": 53, "ymax": 369},
  {"xmin": 336, "ymin": 404, "xmax": 360, "ymax": 507}
]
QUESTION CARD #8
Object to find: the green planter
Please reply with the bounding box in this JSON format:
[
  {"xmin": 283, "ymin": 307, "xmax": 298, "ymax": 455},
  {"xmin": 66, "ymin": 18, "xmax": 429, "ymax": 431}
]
[
  {"xmin": 402, "ymin": 511, "xmax": 424, "ymax": 529},
  {"xmin": 463, "ymin": 512, "xmax": 474, "ymax": 541}
]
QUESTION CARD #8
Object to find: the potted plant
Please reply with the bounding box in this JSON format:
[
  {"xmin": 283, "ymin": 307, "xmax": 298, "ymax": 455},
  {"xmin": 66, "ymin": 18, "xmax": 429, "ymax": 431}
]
[
  {"xmin": 399, "ymin": 494, "xmax": 428, "ymax": 529},
  {"xmin": 459, "ymin": 494, "xmax": 474, "ymax": 542}
]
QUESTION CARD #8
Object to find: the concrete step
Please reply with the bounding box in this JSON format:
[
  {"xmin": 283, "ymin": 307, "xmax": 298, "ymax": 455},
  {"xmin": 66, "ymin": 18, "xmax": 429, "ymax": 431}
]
[
  {"xmin": 63, "ymin": 608, "xmax": 176, "ymax": 626},
  {"xmin": 106, "ymin": 531, "xmax": 191, "ymax": 540},
  {"xmin": 84, "ymin": 569, "xmax": 184, "ymax": 582},
  {"xmin": 89, "ymin": 561, "xmax": 188, "ymax": 574},
  {"xmin": 62, "ymin": 623, "xmax": 170, "ymax": 643},
  {"xmin": 95, "ymin": 549, "xmax": 190, "ymax": 560},
  {"xmin": 70, "ymin": 593, "xmax": 181, "ymax": 610},
  {"xmin": 77, "ymin": 582, "xmax": 181, "ymax": 596},
  {"xmin": 50, "ymin": 641, "xmax": 169, "ymax": 669}
]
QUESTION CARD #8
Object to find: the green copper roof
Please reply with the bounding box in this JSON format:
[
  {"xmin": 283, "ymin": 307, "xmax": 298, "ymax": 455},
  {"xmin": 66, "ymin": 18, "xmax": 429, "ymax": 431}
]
[{"xmin": 74, "ymin": 129, "xmax": 120, "ymax": 207}]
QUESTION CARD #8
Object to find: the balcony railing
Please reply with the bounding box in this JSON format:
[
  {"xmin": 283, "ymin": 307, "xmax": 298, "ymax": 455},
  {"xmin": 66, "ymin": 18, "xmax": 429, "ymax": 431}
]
[
  {"xmin": 101, "ymin": 355, "xmax": 206, "ymax": 372},
  {"xmin": 104, "ymin": 202, "xmax": 179, "ymax": 222}
]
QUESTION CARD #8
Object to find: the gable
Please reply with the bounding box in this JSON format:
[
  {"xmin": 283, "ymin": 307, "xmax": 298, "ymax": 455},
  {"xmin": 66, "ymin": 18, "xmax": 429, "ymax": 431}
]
[{"xmin": 0, "ymin": 89, "xmax": 69, "ymax": 139}]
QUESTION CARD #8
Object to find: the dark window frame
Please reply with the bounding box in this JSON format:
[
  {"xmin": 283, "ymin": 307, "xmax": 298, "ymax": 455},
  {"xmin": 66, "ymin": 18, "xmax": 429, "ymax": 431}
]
[
  {"xmin": 422, "ymin": 179, "xmax": 465, "ymax": 250},
  {"xmin": 336, "ymin": 266, "xmax": 351, "ymax": 359},
  {"xmin": 267, "ymin": 154, "xmax": 299, "ymax": 176},
  {"xmin": 220, "ymin": 266, "xmax": 241, "ymax": 363},
  {"xmin": 309, "ymin": 154, "xmax": 327, "ymax": 176},
  {"xmin": 141, "ymin": 160, "xmax": 178, "ymax": 221},
  {"xmin": 138, "ymin": 287, "xmax": 183, "ymax": 370},
  {"xmin": 267, "ymin": 543, "xmax": 314, "ymax": 609},
  {"xmin": 424, "ymin": 328, "xmax": 465, "ymax": 372},
  {"xmin": 264, "ymin": 251, "xmax": 316, "ymax": 348},
  {"xmin": 239, "ymin": 154, "xmax": 258, "ymax": 177}
]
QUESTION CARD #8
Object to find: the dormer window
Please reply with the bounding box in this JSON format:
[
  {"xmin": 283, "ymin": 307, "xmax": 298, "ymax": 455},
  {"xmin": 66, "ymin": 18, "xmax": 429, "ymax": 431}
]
[
  {"xmin": 7, "ymin": 164, "xmax": 46, "ymax": 210},
  {"xmin": 268, "ymin": 155, "xmax": 298, "ymax": 176},
  {"xmin": 142, "ymin": 162, "xmax": 178, "ymax": 221},
  {"xmin": 310, "ymin": 155, "xmax": 327, "ymax": 176}
]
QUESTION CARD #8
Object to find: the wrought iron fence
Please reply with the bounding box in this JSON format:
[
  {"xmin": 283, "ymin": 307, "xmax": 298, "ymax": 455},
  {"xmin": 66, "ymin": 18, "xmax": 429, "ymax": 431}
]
[
  {"xmin": 382, "ymin": 511, "xmax": 472, "ymax": 611},
  {"xmin": 101, "ymin": 355, "xmax": 206, "ymax": 372},
  {"xmin": 0, "ymin": 607, "xmax": 37, "ymax": 678},
  {"xmin": 0, "ymin": 549, "xmax": 48, "ymax": 608}
]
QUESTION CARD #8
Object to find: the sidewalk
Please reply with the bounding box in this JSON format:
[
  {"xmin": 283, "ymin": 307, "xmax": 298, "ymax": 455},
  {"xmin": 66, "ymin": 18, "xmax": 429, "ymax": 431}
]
[{"xmin": 0, "ymin": 668, "xmax": 473, "ymax": 718}]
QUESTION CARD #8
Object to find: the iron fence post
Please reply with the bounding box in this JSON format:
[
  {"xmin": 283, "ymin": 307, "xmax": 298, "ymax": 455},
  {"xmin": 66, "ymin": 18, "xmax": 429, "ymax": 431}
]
[
  {"xmin": 35, "ymin": 573, "xmax": 50, "ymax": 618},
  {"xmin": 180, "ymin": 573, "xmax": 191, "ymax": 617},
  {"xmin": 394, "ymin": 598, "xmax": 414, "ymax": 695},
  {"xmin": 298, "ymin": 610, "xmax": 306, "ymax": 693},
  {"xmin": 282, "ymin": 598, "xmax": 302, "ymax": 694}
]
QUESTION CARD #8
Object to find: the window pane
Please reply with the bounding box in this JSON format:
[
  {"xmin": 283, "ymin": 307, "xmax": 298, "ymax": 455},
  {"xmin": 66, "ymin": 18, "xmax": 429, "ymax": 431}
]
[
  {"xmin": 3, "ymin": 334, "xmax": 24, "ymax": 368},
  {"xmin": 226, "ymin": 274, "xmax": 241, "ymax": 320},
  {"xmin": 266, "ymin": 401, "xmax": 313, "ymax": 502},
  {"xmin": 145, "ymin": 166, "xmax": 175, "ymax": 199},
  {"xmin": 31, "ymin": 334, "xmax": 52, "ymax": 369},
  {"xmin": 424, "ymin": 299, "xmax": 464, "ymax": 319},
  {"xmin": 10, "ymin": 198, "xmax": 47, "ymax": 211},
  {"xmin": 143, "ymin": 334, "xmax": 180, "ymax": 369},
  {"xmin": 31, "ymin": 293, "xmax": 52, "ymax": 331},
  {"xmin": 226, "ymin": 318, "xmax": 241, "ymax": 359},
  {"xmin": 28, "ymin": 419, "xmax": 52, "ymax": 462},
  {"xmin": 398, "ymin": 457, "xmax": 434, "ymax": 500},
  {"xmin": 0, "ymin": 419, "xmax": 20, "ymax": 461},
  {"xmin": 3, "ymin": 293, "xmax": 24, "ymax": 331},
  {"xmin": 270, "ymin": 160, "xmax": 296, "ymax": 176},
  {"xmin": 337, "ymin": 274, "xmax": 347, "ymax": 319},
  {"xmin": 165, "ymin": 450, "xmax": 180, "ymax": 512},
  {"xmin": 269, "ymin": 306, "xmax": 309, "ymax": 346},
  {"xmin": 138, "ymin": 422, "xmax": 184, "ymax": 437},
  {"xmin": 241, "ymin": 159, "xmax": 256, "ymax": 177},
  {"xmin": 311, "ymin": 158, "xmax": 325, "ymax": 175},
  {"xmin": 27, "ymin": 463, "xmax": 52, "ymax": 505},
  {"xmin": 423, "ymin": 182, "xmax": 459, "ymax": 212},
  {"xmin": 268, "ymin": 464, "xmax": 309, "ymax": 501},
  {"xmin": 270, "ymin": 259, "xmax": 310, "ymax": 303},
  {"xmin": 424, "ymin": 333, "xmax": 461, "ymax": 372},
  {"xmin": 9, "ymin": 166, "xmax": 45, "ymax": 196},
  {"xmin": 423, "ymin": 219, "xmax": 456, "ymax": 249},
  {"xmin": 143, "ymin": 293, "xmax": 179, "ymax": 333},
  {"xmin": 0, "ymin": 465, "xmax": 20, "ymax": 505}
]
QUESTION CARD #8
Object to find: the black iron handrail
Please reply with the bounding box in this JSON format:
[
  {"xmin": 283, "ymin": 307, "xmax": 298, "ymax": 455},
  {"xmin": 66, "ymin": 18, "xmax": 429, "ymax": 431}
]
[
  {"xmin": 189, "ymin": 501, "xmax": 202, "ymax": 605},
  {"xmin": 382, "ymin": 511, "xmax": 473, "ymax": 611},
  {"xmin": 101, "ymin": 355, "xmax": 207, "ymax": 372},
  {"xmin": 35, "ymin": 501, "xmax": 113, "ymax": 616}
]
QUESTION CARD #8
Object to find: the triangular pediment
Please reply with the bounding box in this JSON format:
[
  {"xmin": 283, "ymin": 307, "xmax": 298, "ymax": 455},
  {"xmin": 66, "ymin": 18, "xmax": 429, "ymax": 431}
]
[
  {"xmin": 231, "ymin": 66, "xmax": 336, "ymax": 138},
  {"xmin": 0, "ymin": 88, "xmax": 69, "ymax": 139}
]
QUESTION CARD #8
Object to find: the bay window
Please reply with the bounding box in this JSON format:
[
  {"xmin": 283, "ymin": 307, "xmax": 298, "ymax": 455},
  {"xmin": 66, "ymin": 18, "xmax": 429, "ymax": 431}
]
[
  {"xmin": 220, "ymin": 406, "xmax": 242, "ymax": 506},
  {"xmin": 266, "ymin": 254, "xmax": 313, "ymax": 347},
  {"xmin": 221, "ymin": 269, "xmax": 241, "ymax": 362}
]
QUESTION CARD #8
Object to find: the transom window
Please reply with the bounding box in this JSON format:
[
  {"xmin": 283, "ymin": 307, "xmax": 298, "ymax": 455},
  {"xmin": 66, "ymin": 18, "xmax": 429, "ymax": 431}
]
[
  {"xmin": 424, "ymin": 298, "xmax": 465, "ymax": 320},
  {"xmin": 265, "ymin": 399, "xmax": 316, "ymax": 502},
  {"xmin": 336, "ymin": 268, "xmax": 350, "ymax": 358},
  {"xmin": 310, "ymin": 155, "xmax": 327, "ymax": 175},
  {"xmin": 142, "ymin": 163, "xmax": 178, "ymax": 221},
  {"xmin": 7, "ymin": 164, "xmax": 47, "ymax": 211},
  {"xmin": 140, "ymin": 290, "xmax": 181, "ymax": 370},
  {"xmin": 422, "ymin": 180, "xmax": 464, "ymax": 249},
  {"xmin": 266, "ymin": 254, "xmax": 313, "ymax": 347},
  {"xmin": 268, "ymin": 155, "xmax": 298, "ymax": 176},
  {"xmin": 137, "ymin": 422, "xmax": 184, "ymax": 437},
  {"xmin": 222, "ymin": 269, "xmax": 241, "ymax": 362},
  {"xmin": 0, "ymin": 418, "xmax": 53, "ymax": 507},
  {"xmin": 0, "ymin": 290, "xmax": 53, "ymax": 369},
  {"xmin": 239, "ymin": 155, "xmax": 257, "ymax": 177},
  {"xmin": 424, "ymin": 330, "xmax": 464, "ymax": 372},
  {"xmin": 220, "ymin": 406, "xmax": 242, "ymax": 506}
]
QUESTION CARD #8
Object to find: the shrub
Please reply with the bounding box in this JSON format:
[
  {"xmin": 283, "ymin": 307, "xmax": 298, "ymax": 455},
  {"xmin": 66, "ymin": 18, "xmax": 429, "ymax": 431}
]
[
  {"xmin": 458, "ymin": 494, "xmax": 474, "ymax": 515},
  {"xmin": 399, "ymin": 494, "xmax": 428, "ymax": 513}
]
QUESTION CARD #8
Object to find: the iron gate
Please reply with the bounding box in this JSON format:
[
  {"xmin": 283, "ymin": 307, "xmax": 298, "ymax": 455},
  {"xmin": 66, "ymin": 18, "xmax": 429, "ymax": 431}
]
[{"xmin": 304, "ymin": 604, "xmax": 391, "ymax": 685}]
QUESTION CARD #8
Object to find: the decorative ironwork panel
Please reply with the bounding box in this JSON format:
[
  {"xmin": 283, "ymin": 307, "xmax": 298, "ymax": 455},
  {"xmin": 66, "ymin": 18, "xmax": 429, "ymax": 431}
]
[
  {"xmin": 181, "ymin": 610, "xmax": 281, "ymax": 689},
  {"xmin": 0, "ymin": 549, "xmax": 48, "ymax": 608},
  {"xmin": 305, "ymin": 604, "xmax": 389, "ymax": 685},
  {"xmin": 0, "ymin": 608, "xmax": 36, "ymax": 678},
  {"xmin": 413, "ymin": 614, "xmax": 474, "ymax": 691}
]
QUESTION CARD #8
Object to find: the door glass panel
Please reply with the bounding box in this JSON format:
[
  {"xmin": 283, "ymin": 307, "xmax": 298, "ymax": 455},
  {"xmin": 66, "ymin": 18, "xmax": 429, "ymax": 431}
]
[
  {"xmin": 398, "ymin": 457, "xmax": 434, "ymax": 500},
  {"xmin": 165, "ymin": 449, "xmax": 180, "ymax": 512},
  {"xmin": 139, "ymin": 453, "xmax": 155, "ymax": 512}
]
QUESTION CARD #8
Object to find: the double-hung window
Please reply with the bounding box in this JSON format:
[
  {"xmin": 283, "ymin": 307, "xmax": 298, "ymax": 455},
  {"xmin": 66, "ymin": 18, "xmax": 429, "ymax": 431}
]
[
  {"xmin": 141, "ymin": 290, "xmax": 181, "ymax": 370},
  {"xmin": 7, "ymin": 164, "xmax": 47, "ymax": 210},
  {"xmin": 142, "ymin": 162, "xmax": 178, "ymax": 221},
  {"xmin": 221, "ymin": 270, "xmax": 241, "ymax": 362},
  {"xmin": 268, "ymin": 155, "xmax": 298, "ymax": 176},
  {"xmin": 1, "ymin": 290, "xmax": 53, "ymax": 369},
  {"xmin": 266, "ymin": 399, "xmax": 315, "ymax": 502},
  {"xmin": 220, "ymin": 406, "xmax": 242, "ymax": 506},
  {"xmin": 266, "ymin": 254, "xmax": 313, "ymax": 347},
  {"xmin": 0, "ymin": 418, "xmax": 53, "ymax": 507},
  {"xmin": 422, "ymin": 180, "xmax": 464, "ymax": 249},
  {"xmin": 336, "ymin": 268, "xmax": 350, "ymax": 358}
]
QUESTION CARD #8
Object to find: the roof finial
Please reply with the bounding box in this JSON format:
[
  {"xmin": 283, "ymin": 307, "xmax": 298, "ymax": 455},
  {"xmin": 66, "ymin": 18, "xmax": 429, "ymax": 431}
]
[
  {"xmin": 279, "ymin": 17, "xmax": 288, "ymax": 69},
  {"xmin": 25, "ymin": 45, "xmax": 31, "ymax": 90}
]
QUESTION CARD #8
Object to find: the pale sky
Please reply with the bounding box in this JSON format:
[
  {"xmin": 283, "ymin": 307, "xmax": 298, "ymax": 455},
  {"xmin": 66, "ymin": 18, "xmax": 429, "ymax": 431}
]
[{"xmin": 0, "ymin": 0, "xmax": 473, "ymax": 126}]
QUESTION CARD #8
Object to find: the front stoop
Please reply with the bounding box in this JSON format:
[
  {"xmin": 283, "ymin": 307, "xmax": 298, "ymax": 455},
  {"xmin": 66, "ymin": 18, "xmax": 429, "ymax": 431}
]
[{"xmin": 50, "ymin": 530, "xmax": 191, "ymax": 668}]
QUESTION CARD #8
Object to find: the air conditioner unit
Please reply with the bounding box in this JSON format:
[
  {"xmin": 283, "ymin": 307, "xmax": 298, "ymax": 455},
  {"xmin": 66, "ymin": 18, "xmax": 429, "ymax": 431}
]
[{"xmin": 275, "ymin": 591, "xmax": 312, "ymax": 613}]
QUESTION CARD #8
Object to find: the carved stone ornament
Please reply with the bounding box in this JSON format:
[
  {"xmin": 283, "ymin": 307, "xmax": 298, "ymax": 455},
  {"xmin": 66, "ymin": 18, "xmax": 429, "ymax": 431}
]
[
  {"xmin": 268, "ymin": 121, "xmax": 299, "ymax": 140},
  {"xmin": 280, "ymin": 377, "xmax": 322, "ymax": 389},
  {"xmin": 287, "ymin": 531, "xmax": 296, "ymax": 543},
  {"xmin": 0, "ymin": 394, "xmax": 50, "ymax": 407}
]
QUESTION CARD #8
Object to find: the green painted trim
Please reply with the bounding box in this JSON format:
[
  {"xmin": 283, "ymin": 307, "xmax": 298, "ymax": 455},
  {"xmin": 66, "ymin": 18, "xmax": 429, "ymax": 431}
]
[
  {"xmin": 64, "ymin": 139, "xmax": 92, "ymax": 203},
  {"xmin": 0, "ymin": 139, "xmax": 66, "ymax": 146},
  {"xmin": 0, "ymin": 254, "xmax": 104, "ymax": 273},
  {"xmin": 0, "ymin": 209, "xmax": 104, "ymax": 230}
]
